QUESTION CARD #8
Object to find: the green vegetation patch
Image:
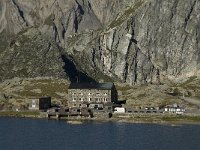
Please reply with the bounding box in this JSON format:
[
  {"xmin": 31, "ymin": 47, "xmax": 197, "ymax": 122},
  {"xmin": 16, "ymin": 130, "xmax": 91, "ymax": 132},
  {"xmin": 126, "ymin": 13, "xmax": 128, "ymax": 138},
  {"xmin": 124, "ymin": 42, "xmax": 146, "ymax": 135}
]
[
  {"xmin": 14, "ymin": 79, "xmax": 69, "ymax": 99},
  {"xmin": 109, "ymin": 0, "xmax": 145, "ymax": 28},
  {"xmin": 44, "ymin": 14, "xmax": 55, "ymax": 26},
  {"xmin": 178, "ymin": 76, "xmax": 198, "ymax": 88},
  {"xmin": 116, "ymin": 84, "xmax": 131, "ymax": 91},
  {"xmin": 161, "ymin": 115, "xmax": 200, "ymax": 122},
  {"xmin": 0, "ymin": 111, "xmax": 40, "ymax": 117}
]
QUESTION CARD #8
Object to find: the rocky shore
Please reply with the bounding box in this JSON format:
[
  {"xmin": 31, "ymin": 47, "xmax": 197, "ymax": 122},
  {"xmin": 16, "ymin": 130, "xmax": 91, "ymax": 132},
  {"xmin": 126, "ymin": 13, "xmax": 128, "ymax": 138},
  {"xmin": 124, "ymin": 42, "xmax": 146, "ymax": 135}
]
[{"xmin": 1, "ymin": 111, "xmax": 200, "ymax": 125}]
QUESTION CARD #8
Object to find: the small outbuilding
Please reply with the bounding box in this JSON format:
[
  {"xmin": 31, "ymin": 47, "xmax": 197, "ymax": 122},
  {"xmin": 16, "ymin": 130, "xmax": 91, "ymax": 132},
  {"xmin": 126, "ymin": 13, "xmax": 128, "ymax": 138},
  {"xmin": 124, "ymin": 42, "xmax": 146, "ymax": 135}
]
[
  {"xmin": 164, "ymin": 104, "xmax": 185, "ymax": 115},
  {"xmin": 114, "ymin": 107, "xmax": 126, "ymax": 113},
  {"xmin": 29, "ymin": 97, "xmax": 51, "ymax": 111},
  {"xmin": 69, "ymin": 107, "xmax": 80, "ymax": 116},
  {"xmin": 104, "ymin": 102, "xmax": 121, "ymax": 112}
]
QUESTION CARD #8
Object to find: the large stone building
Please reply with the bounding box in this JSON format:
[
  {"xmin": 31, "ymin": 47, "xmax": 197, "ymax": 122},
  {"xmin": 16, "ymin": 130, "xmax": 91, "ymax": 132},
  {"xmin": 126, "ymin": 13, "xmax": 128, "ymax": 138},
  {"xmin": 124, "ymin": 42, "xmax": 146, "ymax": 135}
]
[{"xmin": 68, "ymin": 82, "xmax": 118, "ymax": 109}]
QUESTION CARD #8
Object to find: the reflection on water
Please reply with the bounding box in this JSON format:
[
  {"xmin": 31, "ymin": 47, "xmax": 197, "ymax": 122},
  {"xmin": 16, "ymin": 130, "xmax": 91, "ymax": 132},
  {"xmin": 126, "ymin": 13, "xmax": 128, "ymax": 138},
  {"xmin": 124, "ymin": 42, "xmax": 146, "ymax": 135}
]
[{"xmin": 0, "ymin": 118, "xmax": 200, "ymax": 150}]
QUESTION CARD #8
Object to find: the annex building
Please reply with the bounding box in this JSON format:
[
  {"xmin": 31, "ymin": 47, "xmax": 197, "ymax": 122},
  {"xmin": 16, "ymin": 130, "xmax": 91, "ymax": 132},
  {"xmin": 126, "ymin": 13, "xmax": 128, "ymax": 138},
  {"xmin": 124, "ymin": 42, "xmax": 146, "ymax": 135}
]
[{"xmin": 29, "ymin": 97, "xmax": 51, "ymax": 111}]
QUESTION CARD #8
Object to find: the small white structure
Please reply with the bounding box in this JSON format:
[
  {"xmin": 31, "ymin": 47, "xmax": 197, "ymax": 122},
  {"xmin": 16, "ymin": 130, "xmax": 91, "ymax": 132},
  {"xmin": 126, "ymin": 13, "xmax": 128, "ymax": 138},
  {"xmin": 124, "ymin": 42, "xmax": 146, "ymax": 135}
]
[
  {"xmin": 164, "ymin": 104, "xmax": 185, "ymax": 115},
  {"xmin": 114, "ymin": 107, "xmax": 125, "ymax": 113},
  {"xmin": 176, "ymin": 108, "xmax": 185, "ymax": 115}
]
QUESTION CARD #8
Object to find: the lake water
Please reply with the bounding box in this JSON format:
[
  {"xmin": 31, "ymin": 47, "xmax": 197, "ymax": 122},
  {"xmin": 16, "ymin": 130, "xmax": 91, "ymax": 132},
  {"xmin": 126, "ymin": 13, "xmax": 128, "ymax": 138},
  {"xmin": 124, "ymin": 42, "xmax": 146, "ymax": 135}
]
[{"xmin": 0, "ymin": 117, "xmax": 200, "ymax": 150}]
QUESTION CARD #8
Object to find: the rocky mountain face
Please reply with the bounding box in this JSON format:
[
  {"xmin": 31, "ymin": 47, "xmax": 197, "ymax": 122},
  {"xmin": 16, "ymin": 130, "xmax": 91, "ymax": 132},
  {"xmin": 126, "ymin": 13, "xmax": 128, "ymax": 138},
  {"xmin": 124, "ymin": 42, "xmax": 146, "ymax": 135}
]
[{"xmin": 0, "ymin": 0, "xmax": 199, "ymax": 85}]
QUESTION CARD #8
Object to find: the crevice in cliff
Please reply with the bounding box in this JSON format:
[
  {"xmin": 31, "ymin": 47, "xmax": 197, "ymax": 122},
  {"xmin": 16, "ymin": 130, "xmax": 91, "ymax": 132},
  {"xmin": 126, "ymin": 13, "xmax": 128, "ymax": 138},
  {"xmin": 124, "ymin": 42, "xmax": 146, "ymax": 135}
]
[
  {"xmin": 110, "ymin": 30, "xmax": 117, "ymax": 70},
  {"xmin": 170, "ymin": 0, "xmax": 179, "ymax": 20},
  {"xmin": 87, "ymin": 1, "xmax": 92, "ymax": 10},
  {"xmin": 74, "ymin": 14, "xmax": 78, "ymax": 33},
  {"xmin": 123, "ymin": 62, "xmax": 129, "ymax": 82},
  {"xmin": 92, "ymin": 47, "xmax": 97, "ymax": 69},
  {"xmin": 73, "ymin": 0, "xmax": 85, "ymax": 32},
  {"xmin": 74, "ymin": 12, "xmax": 80, "ymax": 33},
  {"xmin": 123, "ymin": 32, "xmax": 134, "ymax": 82},
  {"xmin": 184, "ymin": 0, "xmax": 196, "ymax": 28},
  {"xmin": 197, "ymin": 23, "xmax": 200, "ymax": 64},
  {"xmin": 61, "ymin": 22, "xmax": 66, "ymax": 40},
  {"xmin": 11, "ymin": 0, "xmax": 27, "ymax": 26},
  {"xmin": 75, "ymin": 0, "xmax": 85, "ymax": 15},
  {"xmin": 53, "ymin": 23, "xmax": 60, "ymax": 43},
  {"xmin": 196, "ymin": 21, "xmax": 200, "ymax": 51},
  {"xmin": 133, "ymin": 47, "xmax": 139, "ymax": 85}
]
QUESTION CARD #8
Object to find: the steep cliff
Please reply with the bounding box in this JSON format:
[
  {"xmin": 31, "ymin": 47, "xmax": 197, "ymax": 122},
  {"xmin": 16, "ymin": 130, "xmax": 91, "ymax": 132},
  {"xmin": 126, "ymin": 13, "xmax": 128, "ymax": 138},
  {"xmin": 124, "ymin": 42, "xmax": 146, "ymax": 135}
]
[{"xmin": 0, "ymin": 0, "xmax": 199, "ymax": 85}]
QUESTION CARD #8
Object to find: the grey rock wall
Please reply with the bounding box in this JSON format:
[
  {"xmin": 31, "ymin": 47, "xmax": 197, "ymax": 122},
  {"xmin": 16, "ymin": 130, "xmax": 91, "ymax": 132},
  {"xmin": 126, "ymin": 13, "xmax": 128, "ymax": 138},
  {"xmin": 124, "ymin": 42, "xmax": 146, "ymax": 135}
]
[{"xmin": 0, "ymin": 0, "xmax": 199, "ymax": 85}]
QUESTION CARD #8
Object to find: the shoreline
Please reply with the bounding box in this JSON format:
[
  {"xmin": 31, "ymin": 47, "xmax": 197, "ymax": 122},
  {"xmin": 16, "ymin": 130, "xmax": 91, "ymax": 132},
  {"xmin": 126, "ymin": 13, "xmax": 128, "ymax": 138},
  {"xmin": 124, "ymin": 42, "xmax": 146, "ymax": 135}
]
[{"xmin": 1, "ymin": 111, "xmax": 200, "ymax": 125}]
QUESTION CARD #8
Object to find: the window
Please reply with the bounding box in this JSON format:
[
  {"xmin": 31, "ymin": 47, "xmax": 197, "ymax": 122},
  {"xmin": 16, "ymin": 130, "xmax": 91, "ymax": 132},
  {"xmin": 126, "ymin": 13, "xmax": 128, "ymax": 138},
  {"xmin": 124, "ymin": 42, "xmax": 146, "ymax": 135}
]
[
  {"xmin": 73, "ymin": 104, "xmax": 76, "ymax": 107},
  {"xmin": 79, "ymin": 93, "xmax": 83, "ymax": 95},
  {"xmin": 104, "ymin": 93, "xmax": 108, "ymax": 95},
  {"xmin": 32, "ymin": 100, "xmax": 36, "ymax": 107},
  {"xmin": 88, "ymin": 98, "xmax": 91, "ymax": 101},
  {"xmin": 96, "ymin": 93, "xmax": 100, "ymax": 96},
  {"xmin": 79, "ymin": 98, "xmax": 82, "ymax": 101},
  {"xmin": 104, "ymin": 98, "xmax": 107, "ymax": 102},
  {"xmin": 72, "ymin": 98, "xmax": 76, "ymax": 101},
  {"xmin": 88, "ymin": 93, "xmax": 92, "ymax": 95},
  {"xmin": 72, "ymin": 93, "xmax": 76, "ymax": 95}
]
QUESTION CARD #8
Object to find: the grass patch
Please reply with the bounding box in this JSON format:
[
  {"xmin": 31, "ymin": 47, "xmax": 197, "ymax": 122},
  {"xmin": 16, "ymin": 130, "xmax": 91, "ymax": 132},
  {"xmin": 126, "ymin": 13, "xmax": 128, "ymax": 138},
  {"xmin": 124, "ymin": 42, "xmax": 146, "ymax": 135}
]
[
  {"xmin": 109, "ymin": 0, "xmax": 145, "ymax": 28},
  {"xmin": 1, "ymin": 78, "xmax": 69, "ymax": 108},
  {"xmin": 44, "ymin": 14, "xmax": 55, "ymax": 26},
  {"xmin": 12, "ymin": 78, "xmax": 69, "ymax": 99},
  {"xmin": 0, "ymin": 111, "xmax": 40, "ymax": 117},
  {"xmin": 178, "ymin": 76, "xmax": 197, "ymax": 88},
  {"xmin": 137, "ymin": 93, "xmax": 147, "ymax": 98},
  {"xmin": 161, "ymin": 115, "xmax": 200, "ymax": 122},
  {"xmin": 181, "ymin": 76, "xmax": 197, "ymax": 86},
  {"xmin": 115, "ymin": 114, "xmax": 200, "ymax": 123},
  {"xmin": 116, "ymin": 85, "xmax": 131, "ymax": 91}
]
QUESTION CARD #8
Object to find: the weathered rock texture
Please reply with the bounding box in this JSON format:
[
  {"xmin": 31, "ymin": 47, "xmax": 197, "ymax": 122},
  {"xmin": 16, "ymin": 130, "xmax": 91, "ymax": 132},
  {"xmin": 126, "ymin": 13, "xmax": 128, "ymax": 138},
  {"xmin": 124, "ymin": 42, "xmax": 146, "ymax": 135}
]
[{"xmin": 0, "ymin": 0, "xmax": 199, "ymax": 85}]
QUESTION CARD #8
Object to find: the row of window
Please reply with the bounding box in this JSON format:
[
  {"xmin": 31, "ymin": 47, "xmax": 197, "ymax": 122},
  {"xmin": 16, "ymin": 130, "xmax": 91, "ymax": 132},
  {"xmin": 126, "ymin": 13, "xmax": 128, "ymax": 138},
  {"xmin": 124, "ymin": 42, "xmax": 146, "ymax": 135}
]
[
  {"xmin": 72, "ymin": 93, "xmax": 108, "ymax": 95},
  {"xmin": 72, "ymin": 97, "xmax": 108, "ymax": 102}
]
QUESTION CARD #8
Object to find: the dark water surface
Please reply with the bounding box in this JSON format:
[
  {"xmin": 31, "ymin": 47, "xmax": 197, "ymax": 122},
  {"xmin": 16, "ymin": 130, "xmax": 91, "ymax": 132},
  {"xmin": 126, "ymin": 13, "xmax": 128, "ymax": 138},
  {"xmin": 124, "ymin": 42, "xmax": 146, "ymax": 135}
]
[{"xmin": 0, "ymin": 117, "xmax": 200, "ymax": 150}]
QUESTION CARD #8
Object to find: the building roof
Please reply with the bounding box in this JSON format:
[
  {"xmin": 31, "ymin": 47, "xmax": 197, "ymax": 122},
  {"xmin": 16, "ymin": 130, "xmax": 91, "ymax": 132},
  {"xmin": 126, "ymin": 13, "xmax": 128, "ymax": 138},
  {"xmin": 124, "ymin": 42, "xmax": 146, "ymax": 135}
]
[
  {"xmin": 29, "ymin": 96, "xmax": 51, "ymax": 100},
  {"xmin": 104, "ymin": 102, "xmax": 121, "ymax": 107},
  {"xmin": 68, "ymin": 82, "xmax": 114, "ymax": 90},
  {"xmin": 89, "ymin": 102, "xmax": 104, "ymax": 105},
  {"xmin": 82, "ymin": 101, "xmax": 89, "ymax": 104}
]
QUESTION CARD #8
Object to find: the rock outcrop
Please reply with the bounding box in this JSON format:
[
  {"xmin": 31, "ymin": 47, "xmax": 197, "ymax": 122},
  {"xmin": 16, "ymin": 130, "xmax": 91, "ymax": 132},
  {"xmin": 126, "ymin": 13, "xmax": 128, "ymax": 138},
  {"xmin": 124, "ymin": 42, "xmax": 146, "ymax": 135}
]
[
  {"xmin": 0, "ymin": 28, "xmax": 66, "ymax": 81},
  {"xmin": 0, "ymin": 0, "xmax": 199, "ymax": 85}
]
